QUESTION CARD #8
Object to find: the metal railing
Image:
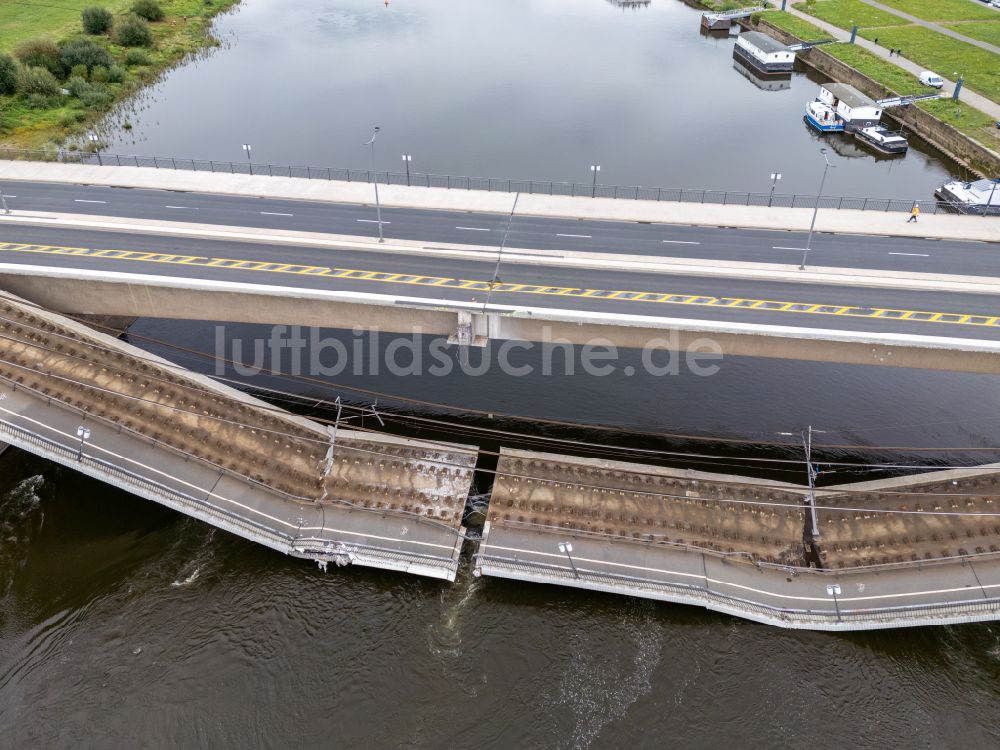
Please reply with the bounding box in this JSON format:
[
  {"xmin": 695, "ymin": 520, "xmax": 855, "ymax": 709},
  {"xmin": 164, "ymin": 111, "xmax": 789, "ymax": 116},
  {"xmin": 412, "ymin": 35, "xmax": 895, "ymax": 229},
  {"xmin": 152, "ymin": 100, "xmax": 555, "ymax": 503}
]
[
  {"xmin": 0, "ymin": 147, "xmax": 986, "ymax": 215},
  {"xmin": 477, "ymin": 553, "xmax": 1000, "ymax": 629}
]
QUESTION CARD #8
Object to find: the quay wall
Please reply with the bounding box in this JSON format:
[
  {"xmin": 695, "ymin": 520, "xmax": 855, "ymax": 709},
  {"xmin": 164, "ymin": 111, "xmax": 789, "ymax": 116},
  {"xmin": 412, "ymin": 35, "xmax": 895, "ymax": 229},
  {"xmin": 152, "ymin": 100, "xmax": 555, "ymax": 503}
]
[{"xmin": 753, "ymin": 18, "xmax": 1000, "ymax": 177}]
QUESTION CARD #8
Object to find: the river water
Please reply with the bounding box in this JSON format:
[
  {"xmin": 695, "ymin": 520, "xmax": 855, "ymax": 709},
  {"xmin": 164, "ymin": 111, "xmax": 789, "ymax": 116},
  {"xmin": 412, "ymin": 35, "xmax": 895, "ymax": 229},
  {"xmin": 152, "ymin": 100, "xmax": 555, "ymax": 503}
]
[
  {"xmin": 100, "ymin": 0, "xmax": 970, "ymax": 198},
  {"xmin": 3, "ymin": 317, "xmax": 1000, "ymax": 748},
  {"xmin": 4, "ymin": 1, "xmax": 1000, "ymax": 746}
]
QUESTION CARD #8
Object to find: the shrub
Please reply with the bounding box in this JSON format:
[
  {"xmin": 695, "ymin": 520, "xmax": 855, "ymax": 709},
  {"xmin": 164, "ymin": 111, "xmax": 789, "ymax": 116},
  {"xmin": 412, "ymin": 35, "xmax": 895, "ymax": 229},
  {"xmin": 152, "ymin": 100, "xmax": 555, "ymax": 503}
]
[
  {"xmin": 114, "ymin": 14, "xmax": 153, "ymax": 47},
  {"xmin": 17, "ymin": 66, "xmax": 60, "ymax": 96},
  {"xmin": 66, "ymin": 75, "xmax": 89, "ymax": 97},
  {"xmin": 60, "ymin": 38, "xmax": 114, "ymax": 75},
  {"xmin": 26, "ymin": 93, "xmax": 56, "ymax": 110},
  {"xmin": 80, "ymin": 84, "xmax": 114, "ymax": 109},
  {"xmin": 124, "ymin": 48, "xmax": 151, "ymax": 65},
  {"xmin": 90, "ymin": 65, "xmax": 109, "ymax": 83},
  {"xmin": 14, "ymin": 40, "xmax": 62, "ymax": 77},
  {"xmin": 0, "ymin": 53, "xmax": 17, "ymax": 96},
  {"xmin": 81, "ymin": 6, "xmax": 114, "ymax": 35},
  {"xmin": 131, "ymin": 0, "xmax": 164, "ymax": 22},
  {"xmin": 70, "ymin": 63, "xmax": 89, "ymax": 80},
  {"xmin": 106, "ymin": 64, "xmax": 125, "ymax": 83}
]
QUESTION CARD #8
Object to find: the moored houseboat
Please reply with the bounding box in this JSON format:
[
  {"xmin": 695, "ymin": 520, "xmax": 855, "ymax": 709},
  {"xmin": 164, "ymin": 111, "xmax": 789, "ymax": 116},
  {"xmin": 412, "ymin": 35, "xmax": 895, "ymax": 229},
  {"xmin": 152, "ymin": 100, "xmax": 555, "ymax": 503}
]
[
  {"xmin": 856, "ymin": 126, "xmax": 908, "ymax": 154},
  {"xmin": 817, "ymin": 83, "xmax": 882, "ymax": 132},
  {"xmin": 935, "ymin": 178, "xmax": 1000, "ymax": 215},
  {"xmin": 733, "ymin": 31, "xmax": 795, "ymax": 76},
  {"xmin": 804, "ymin": 99, "xmax": 844, "ymax": 132}
]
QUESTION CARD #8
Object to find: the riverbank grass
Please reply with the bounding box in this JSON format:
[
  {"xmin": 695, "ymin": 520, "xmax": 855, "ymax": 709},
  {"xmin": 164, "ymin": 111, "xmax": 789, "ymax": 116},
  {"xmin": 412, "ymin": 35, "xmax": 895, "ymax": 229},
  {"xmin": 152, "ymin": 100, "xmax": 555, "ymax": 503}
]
[
  {"xmin": 794, "ymin": 0, "xmax": 906, "ymax": 30},
  {"xmin": 857, "ymin": 25, "xmax": 1000, "ymax": 104},
  {"xmin": 871, "ymin": 0, "xmax": 997, "ymax": 22},
  {"xmin": 943, "ymin": 21, "xmax": 1000, "ymax": 48},
  {"xmin": 0, "ymin": 0, "xmax": 241, "ymax": 149}
]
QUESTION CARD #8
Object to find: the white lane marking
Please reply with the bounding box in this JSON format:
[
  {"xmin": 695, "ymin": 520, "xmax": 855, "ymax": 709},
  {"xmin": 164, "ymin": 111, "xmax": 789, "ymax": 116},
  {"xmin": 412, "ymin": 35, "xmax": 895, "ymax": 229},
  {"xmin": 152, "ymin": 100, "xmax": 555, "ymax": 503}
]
[
  {"xmin": 165, "ymin": 205, "xmax": 197, "ymax": 210},
  {"xmin": 773, "ymin": 245, "xmax": 807, "ymax": 250},
  {"xmin": 662, "ymin": 239, "xmax": 701, "ymax": 245},
  {"xmin": 556, "ymin": 233, "xmax": 592, "ymax": 239},
  {"xmin": 455, "ymin": 226, "xmax": 491, "ymax": 232},
  {"xmin": 482, "ymin": 541, "xmax": 1000, "ymax": 604},
  {"xmin": 888, "ymin": 252, "xmax": 930, "ymax": 257},
  {"xmin": 74, "ymin": 199, "xmax": 107, "ymax": 204},
  {"xmin": 357, "ymin": 218, "xmax": 391, "ymax": 224},
  {"xmin": 260, "ymin": 211, "xmax": 293, "ymax": 217}
]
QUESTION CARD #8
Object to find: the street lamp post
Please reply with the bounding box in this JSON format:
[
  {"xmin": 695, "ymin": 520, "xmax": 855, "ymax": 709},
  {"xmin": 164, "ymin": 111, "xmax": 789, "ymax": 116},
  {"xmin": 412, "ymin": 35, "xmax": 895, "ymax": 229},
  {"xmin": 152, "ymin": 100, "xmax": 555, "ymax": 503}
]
[
  {"xmin": 590, "ymin": 164, "xmax": 601, "ymax": 198},
  {"xmin": 827, "ymin": 583, "xmax": 842, "ymax": 622},
  {"xmin": 800, "ymin": 148, "xmax": 833, "ymax": 271},
  {"xmin": 768, "ymin": 171, "xmax": 782, "ymax": 207},
  {"xmin": 401, "ymin": 154, "xmax": 412, "ymax": 187},
  {"xmin": 558, "ymin": 541, "xmax": 580, "ymax": 579},
  {"xmin": 76, "ymin": 425, "xmax": 91, "ymax": 461},
  {"xmin": 242, "ymin": 143, "xmax": 252, "ymax": 175},
  {"xmin": 88, "ymin": 134, "xmax": 102, "ymax": 166},
  {"xmin": 365, "ymin": 127, "xmax": 385, "ymax": 243}
]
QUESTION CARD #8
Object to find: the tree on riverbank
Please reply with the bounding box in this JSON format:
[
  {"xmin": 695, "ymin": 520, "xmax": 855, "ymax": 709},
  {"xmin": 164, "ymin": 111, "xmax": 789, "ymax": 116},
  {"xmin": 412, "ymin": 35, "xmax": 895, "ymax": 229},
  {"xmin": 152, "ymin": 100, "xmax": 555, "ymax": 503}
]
[
  {"xmin": 81, "ymin": 7, "xmax": 114, "ymax": 36},
  {"xmin": 114, "ymin": 14, "xmax": 153, "ymax": 47}
]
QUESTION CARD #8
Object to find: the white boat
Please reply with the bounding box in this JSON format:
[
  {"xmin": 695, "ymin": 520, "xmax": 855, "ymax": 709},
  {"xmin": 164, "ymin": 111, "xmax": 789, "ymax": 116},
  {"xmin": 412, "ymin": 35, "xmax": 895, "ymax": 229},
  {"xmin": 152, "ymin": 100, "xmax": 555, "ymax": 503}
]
[
  {"xmin": 856, "ymin": 126, "xmax": 908, "ymax": 154},
  {"xmin": 805, "ymin": 100, "xmax": 844, "ymax": 132},
  {"xmin": 935, "ymin": 178, "xmax": 1000, "ymax": 215}
]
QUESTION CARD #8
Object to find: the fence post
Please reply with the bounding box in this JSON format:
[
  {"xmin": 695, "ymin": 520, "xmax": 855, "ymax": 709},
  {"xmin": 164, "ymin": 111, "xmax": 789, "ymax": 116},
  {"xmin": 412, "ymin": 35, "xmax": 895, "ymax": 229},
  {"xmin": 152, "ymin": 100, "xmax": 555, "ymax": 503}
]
[
  {"xmin": 327, "ymin": 167, "xmax": 332, "ymax": 180},
  {"xmin": 116, "ymin": 154, "xmax": 121, "ymax": 166},
  {"xmin": 307, "ymin": 166, "xmax": 311, "ymax": 179},
  {"xmin": 838, "ymin": 197, "xmax": 843, "ymax": 209},
  {"xmin": 701, "ymin": 189, "xmax": 706, "ymax": 203},
  {"xmin": 230, "ymin": 162, "xmax": 234, "ymax": 174},
  {"xmin": 191, "ymin": 159, "xmax": 197, "ymax": 172},
  {"xmin": 862, "ymin": 197, "xmax": 868, "ymax": 210},
  {"xmin": 745, "ymin": 192, "xmax": 750, "ymax": 206},
  {"xmin": 152, "ymin": 156, "xmax": 158, "ymax": 169}
]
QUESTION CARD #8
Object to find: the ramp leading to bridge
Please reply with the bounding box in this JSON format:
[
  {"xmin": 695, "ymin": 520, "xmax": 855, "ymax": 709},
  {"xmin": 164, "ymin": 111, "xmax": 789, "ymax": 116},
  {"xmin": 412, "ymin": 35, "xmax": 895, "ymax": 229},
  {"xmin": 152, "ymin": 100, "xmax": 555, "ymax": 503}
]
[{"xmin": 0, "ymin": 292, "xmax": 477, "ymax": 579}]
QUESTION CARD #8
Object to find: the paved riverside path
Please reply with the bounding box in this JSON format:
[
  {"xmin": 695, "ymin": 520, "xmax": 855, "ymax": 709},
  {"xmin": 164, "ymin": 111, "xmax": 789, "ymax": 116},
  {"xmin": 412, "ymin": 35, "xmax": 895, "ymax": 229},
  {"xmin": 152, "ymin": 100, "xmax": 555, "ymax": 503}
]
[
  {"xmin": 1, "ymin": 161, "xmax": 996, "ymax": 242},
  {"xmin": 856, "ymin": 0, "xmax": 1000, "ymax": 56},
  {"xmin": 0, "ymin": 180, "xmax": 998, "ymax": 273},
  {"xmin": 782, "ymin": 3, "xmax": 1000, "ymax": 119}
]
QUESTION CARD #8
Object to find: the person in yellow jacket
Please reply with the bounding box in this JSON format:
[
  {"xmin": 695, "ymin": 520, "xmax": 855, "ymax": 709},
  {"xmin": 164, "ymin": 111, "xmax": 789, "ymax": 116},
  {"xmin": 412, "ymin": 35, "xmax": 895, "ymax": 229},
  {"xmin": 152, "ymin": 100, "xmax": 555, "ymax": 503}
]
[{"xmin": 907, "ymin": 203, "xmax": 920, "ymax": 223}]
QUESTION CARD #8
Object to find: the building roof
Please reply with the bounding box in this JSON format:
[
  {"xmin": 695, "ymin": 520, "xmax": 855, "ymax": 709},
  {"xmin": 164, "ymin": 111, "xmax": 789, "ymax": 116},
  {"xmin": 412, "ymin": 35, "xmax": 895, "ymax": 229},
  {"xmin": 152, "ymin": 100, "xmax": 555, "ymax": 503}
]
[
  {"xmin": 823, "ymin": 82, "xmax": 876, "ymax": 108},
  {"xmin": 740, "ymin": 31, "xmax": 790, "ymax": 54}
]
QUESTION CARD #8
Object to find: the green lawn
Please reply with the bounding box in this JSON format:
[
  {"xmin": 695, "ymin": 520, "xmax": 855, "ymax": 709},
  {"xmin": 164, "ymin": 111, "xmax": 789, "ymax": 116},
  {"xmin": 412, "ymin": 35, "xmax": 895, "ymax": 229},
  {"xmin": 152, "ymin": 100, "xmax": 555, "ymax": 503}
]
[
  {"xmin": 859, "ymin": 25, "xmax": 1000, "ymax": 103},
  {"xmin": 791, "ymin": 0, "xmax": 907, "ymax": 30},
  {"xmin": 824, "ymin": 43, "xmax": 1000, "ymax": 149},
  {"xmin": 0, "ymin": 1, "xmax": 132, "ymax": 50},
  {"xmin": 757, "ymin": 16, "xmax": 1000, "ymax": 150},
  {"xmin": 944, "ymin": 20, "xmax": 1000, "ymax": 47},
  {"xmin": 757, "ymin": 10, "xmax": 835, "ymax": 40},
  {"xmin": 871, "ymin": 0, "xmax": 997, "ymax": 22},
  {"xmin": 1, "ymin": 0, "xmax": 240, "ymax": 148}
]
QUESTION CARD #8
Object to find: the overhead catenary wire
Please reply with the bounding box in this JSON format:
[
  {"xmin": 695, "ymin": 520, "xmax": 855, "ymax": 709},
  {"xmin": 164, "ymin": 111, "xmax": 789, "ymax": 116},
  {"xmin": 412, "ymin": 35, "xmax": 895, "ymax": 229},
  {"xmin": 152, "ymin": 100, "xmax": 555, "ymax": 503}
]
[
  {"xmin": 67, "ymin": 310, "xmax": 1000, "ymax": 455},
  {"xmin": 8, "ymin": 341, "xmax": 1000, "ymax": 521},
  {"xmin": 4, "ymin": 306, "xmax": 1000, "ymax": 481},
  {"xmin": 3, "ymin": 320, "xmax": 999, "ymax": 482}
]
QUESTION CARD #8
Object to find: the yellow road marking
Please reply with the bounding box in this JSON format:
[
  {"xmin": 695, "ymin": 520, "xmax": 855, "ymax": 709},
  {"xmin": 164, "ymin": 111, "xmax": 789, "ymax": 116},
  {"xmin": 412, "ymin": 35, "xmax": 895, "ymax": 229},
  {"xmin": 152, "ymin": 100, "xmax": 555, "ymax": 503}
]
[{"xmin": 0, "ymin": 240, "xmax": 996, "ymax": 329}]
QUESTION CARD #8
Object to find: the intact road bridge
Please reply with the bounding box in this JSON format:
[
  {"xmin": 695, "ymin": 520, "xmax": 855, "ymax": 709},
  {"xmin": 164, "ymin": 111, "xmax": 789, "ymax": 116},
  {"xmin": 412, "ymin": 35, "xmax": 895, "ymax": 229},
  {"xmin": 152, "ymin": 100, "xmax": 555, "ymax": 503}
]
[{"xmin": 0, "ymin": 162, "xmax": 997, "ymax": 373}]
